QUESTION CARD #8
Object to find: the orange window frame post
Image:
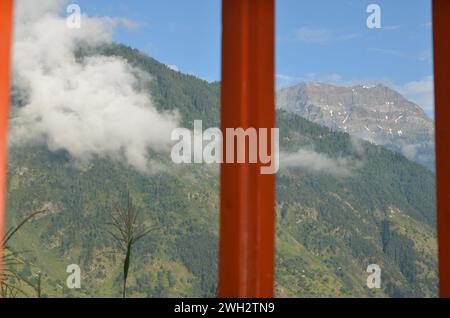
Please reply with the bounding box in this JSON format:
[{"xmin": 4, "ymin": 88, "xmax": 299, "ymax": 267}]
[
  {"xmin": 0, "ymin": 0, "xmax": 14, "ymax": 279},
  {"xmin": 433, "ymin": 0, "xmax": 450, "ymax": 298},
  {"xmin": 219, "ymin": 0, "xmax": 276, "ymax": 298}
]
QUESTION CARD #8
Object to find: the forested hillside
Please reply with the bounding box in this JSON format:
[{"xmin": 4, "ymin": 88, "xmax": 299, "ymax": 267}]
[{"xmin": 5, "ymin": 44, "xmax": 437, "ymax": 298}]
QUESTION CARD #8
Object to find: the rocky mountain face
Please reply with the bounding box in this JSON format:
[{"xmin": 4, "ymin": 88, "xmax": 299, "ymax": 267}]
[{"xmin": 277, "ymin": 82, "xmax": 435, "ymax": 170}]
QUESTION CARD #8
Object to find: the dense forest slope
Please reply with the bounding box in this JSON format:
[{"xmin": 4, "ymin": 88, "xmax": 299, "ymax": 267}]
[{"xmin": 6, "ymin": 44, "xmax": 437, "ymax": 298}]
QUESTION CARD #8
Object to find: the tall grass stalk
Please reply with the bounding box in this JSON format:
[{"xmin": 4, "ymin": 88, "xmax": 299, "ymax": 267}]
[
  {"xmin": 108, "ymin": 191, "xmax": 155, "ymax": 298},
  {"xmin": 0, "ymin": 209, "xmax": 46, "ymax": 298}
]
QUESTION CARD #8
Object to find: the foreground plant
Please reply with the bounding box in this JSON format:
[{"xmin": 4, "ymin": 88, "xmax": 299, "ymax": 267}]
[
  {"xmin": 0, "ymin": 209, "xmax": 46, "ymax": 298},
  {"xmin": 107, "ymin": 191, "xmax": 156, "ymax": 298}
]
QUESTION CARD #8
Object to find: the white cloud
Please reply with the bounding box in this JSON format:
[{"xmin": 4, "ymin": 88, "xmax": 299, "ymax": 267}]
[
  {"xmin": 418, "ymin": 50, "xmax": 432, "ymax": 63},
  {"xmin": 423, "ymin": 22, "xmax": 432, "ymax": 29},
  {"xmin": 276, "ymin": 73, "xmax": 345, "ymax": 89},
  {"xmin": 280, "ymin": 148, "xmax": 360, "ymax": 177},
  {"xmin": 382, "ymin": 25, "xmax": 402, "ymax": 31},
  {"xmin": 400, "ymin": 76, "xmax": 435, "ymax": 114},
  {"xmin": 321, "ymin": 73, "xmax": 343, "ymax": 84},
  {"xmin": 166, "ymin": 64, "xmax": 179, "ymax": 72},
  {"xmin": 276, "ymin": 74, "xmax": 305, "ymax": 89},
  {"xmin": 277, "ymin": 72, "xmax": 396, "ymax": 89},
  {"xmin": 367, "ymin": 48, "xmax": 406, "ymax": 58},
  {"xmin": 10, "ymin": 0, "xmax": 179, "ymax": 173},
  {"xmin": 293, "ymin": 27, "xmax": 359, "ymax": 44},
  {"xmin": 401, "ymin": 144, "xmax": 420, "ymax": 160},
  {"xmin": 117, "ymin": 18, "xmax": 140, "ymax": 31}
]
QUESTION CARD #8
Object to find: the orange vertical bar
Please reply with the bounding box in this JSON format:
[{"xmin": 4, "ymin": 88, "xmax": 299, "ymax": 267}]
[
  {"xmin": 433, "ymin": 0, "xmax": 450, "ymax": 298},
  {"xmin": 219, "ymin": 0, "xmax": 275, "ymax": 298},
  {"xmin": 0, "ymin": 0, "xmax": 14, "ymax": 278}
]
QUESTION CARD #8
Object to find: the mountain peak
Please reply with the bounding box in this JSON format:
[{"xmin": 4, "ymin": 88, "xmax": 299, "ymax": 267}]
[{"xmin": 277, "ymin": 82, "xmax": 435, "ymax": 169}]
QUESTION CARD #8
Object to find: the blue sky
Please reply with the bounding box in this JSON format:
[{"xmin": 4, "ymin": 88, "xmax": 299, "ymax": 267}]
[
  {"xmin": 74, "ymin": 0, "xmax": 434, "ymax": 116},
  {"xmin": 75, "ymin": 0, "xmax": 222, "ymax": 81}
]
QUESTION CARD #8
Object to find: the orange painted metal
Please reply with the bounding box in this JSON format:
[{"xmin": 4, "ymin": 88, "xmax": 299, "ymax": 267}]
[
  {"xmin": 219, "ymin": 0, "xmax": 276, "ymax": 298},
  {"xmin": 433, "ymin": 0, "xmax": 450, "ymax": 298},
  {"xmin": 0, "ymin": 0, "xmax": 14, "ymax": 279},
  {"xmin": 0, "ymin": 0, "xmax": 14, "ymax": 283},
  {"xmin": 0, "ymin": 0, "xmax": 446, "ymax": 300}
]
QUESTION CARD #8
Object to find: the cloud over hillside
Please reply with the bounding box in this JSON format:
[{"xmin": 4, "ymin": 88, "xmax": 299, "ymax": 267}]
[{"xmin": 10, "ymin": 0, "xmax": 179, "ymax": 172}]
